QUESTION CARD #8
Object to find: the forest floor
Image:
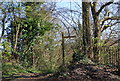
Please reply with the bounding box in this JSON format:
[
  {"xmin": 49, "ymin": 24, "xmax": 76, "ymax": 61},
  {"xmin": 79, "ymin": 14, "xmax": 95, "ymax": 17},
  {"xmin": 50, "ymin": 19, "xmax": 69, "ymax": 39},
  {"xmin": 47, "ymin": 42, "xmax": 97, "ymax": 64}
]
[{"xmin": 2, "ymin": 63, "xmax": 120, "ymax": 81}]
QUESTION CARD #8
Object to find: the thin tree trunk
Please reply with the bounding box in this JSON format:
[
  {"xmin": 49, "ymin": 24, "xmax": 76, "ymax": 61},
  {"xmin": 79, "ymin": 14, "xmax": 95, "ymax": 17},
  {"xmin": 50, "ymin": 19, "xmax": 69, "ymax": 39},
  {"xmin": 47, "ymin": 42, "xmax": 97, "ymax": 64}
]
[
  {"xmin": 13, "ymin": 24, "xmax": 20, "ymax": 51},
  {"xmin": 0, "ymin": 15, "xmax": 6, "ymax": 43},
  {"xmin": 13, "ymin": 3, "xmax": 21, "ymax": 61}
]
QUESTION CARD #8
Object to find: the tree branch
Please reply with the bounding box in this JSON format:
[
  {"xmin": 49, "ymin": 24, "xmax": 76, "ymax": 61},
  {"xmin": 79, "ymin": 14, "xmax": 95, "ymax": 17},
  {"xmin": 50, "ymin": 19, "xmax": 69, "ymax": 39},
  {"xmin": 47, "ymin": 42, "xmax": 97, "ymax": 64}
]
[
  {"xmin": 96, "ymin": 2, "xmax": 113, "ymax": 16},
  {"xmin": 101, "ymin": 21, "xmax": 120, "ymax": 32},
  {"xmin": 90, "ymin": 2, "xmax": 97, "ymax": 15},
  {"xmin": 109, "ymin": 39, "xmax": 120, "ymax": 46},
  {"xmin": 99, "ymin": 16, "xmax": 120, "ymax": 23}
]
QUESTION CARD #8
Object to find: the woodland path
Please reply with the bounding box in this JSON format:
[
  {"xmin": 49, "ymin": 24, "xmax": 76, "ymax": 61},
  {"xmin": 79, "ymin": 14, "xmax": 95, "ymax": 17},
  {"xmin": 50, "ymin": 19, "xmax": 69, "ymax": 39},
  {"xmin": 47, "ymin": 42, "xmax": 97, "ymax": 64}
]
[{"xmin": 2, "ymin": 63, "xmax": 120, "ymax": 81}]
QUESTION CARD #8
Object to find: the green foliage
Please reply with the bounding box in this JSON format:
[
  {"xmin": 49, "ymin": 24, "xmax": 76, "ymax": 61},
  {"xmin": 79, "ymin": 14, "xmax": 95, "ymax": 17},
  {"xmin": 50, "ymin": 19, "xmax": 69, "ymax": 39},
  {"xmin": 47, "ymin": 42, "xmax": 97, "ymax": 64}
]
[
  {"xmin": 72, "ymin": 52, "xmax": 84, "ymax": 62},
  {"xmin": 1, "ymin": 41, "xmax": 12, "ymax": 60},
  {"xmin": 1, "ymin": 2, "xmax": 62, "ymax": 78},
  {"xmin": 2, "ymin": 62, "xmax": 15, "ymax": 77},
  {"xmin": 31, "ymin": 30, "xmax": 61, "ymax": 73},
  {"xmin": 62, "ymin": 73, "xmax": 68, "ymax": 78},
  {"xmin": 79, "ymin": 57, "xmax": 95, "ymax": 64},
  {"xmin": 2, "ymin": 62, "xmax": 42, "ymax": 78}
]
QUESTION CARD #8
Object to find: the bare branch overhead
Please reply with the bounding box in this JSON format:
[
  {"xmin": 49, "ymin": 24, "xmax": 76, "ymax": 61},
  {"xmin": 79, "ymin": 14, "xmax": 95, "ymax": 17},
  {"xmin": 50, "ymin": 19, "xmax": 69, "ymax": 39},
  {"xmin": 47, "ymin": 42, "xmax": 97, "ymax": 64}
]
[
  {"xmin": 101, "ymin": 21, "xmax": 120, "ymax": 32},
  {"xmin": 99, "ymin": 16, "xmax": 120, "ymax": 23},
  {"xmin": 96, "ymin": 2, "xmax": 113, "ymax": 16}
]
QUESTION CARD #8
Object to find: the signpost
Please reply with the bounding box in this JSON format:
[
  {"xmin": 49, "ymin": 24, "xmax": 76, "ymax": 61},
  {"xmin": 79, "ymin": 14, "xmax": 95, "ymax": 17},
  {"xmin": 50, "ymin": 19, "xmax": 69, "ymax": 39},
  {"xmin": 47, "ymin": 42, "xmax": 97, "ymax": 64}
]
[{"xmin": 61, "ymin": 32, "xmax": 76, "ymax": 66}]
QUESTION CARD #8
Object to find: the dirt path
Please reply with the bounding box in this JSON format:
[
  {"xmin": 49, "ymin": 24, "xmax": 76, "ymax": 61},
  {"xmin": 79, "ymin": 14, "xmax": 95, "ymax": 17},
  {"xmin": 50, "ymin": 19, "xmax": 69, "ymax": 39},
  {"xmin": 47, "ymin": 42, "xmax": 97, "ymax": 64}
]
[
  {"xmin": 47, "ymin": 63, "xmax": 120, "ymax": 81},
  {"xmin": 2, "ymin": 63, "xmax": 120, "ymax": 81}
]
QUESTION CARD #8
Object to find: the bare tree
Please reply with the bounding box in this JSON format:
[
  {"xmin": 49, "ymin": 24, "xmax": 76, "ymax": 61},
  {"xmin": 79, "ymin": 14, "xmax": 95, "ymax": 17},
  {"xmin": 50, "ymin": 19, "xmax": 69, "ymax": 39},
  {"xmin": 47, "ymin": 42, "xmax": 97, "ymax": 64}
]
[{"xmin": 90, "ymin": 0, "xmax": 120, "ymax": 62}]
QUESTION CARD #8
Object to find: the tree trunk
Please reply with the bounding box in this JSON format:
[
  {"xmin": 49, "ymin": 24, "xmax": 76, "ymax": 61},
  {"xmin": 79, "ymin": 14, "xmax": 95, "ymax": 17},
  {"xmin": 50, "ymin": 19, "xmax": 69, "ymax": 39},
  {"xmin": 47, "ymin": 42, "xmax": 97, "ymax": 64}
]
[
  {"xmin": 91, "ymin": 2, "xmax": 101, "ymax": 62},
  {"xmin": 0, "ymin": 14, "xmax": 6, "ymax": 43},
  {"xmin": 13, "ymin": 3, "xmax": 21, "ymax": 61},
  {"xmin": 93, "ymin": 15, "xmax": 100, "ymax": 62},
  {"xmin": 82, "ymin": 0, "xmax": 92, "ymax": 58},
  {"xmin": 13, "ymin": 24, "xmax": 20, "ymax": 51}
]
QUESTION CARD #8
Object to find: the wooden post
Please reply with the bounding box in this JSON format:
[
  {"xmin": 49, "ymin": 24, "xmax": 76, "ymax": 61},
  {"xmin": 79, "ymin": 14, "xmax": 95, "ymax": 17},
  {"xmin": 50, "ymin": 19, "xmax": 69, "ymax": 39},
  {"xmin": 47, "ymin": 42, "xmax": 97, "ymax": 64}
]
[
  {"xmin": 61, "ymin": 32, "xmax": 76, "ymax": 66},
  {"xmin": 62, "ymin": 32, "xmax": 65, "ymax": 66}
]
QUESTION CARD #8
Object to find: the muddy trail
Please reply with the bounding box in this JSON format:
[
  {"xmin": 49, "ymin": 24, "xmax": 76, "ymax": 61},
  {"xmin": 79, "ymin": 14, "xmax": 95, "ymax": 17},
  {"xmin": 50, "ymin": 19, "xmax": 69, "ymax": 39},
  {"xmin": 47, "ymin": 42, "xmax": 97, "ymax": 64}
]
[{"xmin": 2, "ymin": 63, "xmax": 120, "ymax": 81}]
